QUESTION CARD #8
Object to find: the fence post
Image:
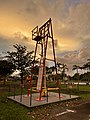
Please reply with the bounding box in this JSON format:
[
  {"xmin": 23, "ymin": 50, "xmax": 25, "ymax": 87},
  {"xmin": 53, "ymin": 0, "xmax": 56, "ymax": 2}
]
[
  {"xmin": 30, "ymin": 86, "xmax": 32, "ymax": 106},
  {"xmin": 20, "ymin": 84, "xmax": 23, "ymax": 102}
]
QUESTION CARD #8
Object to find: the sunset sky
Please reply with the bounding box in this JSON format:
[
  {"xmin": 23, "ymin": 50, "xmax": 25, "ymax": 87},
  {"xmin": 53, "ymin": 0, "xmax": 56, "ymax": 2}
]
[{"xmin": 0, "ymin": 0, "xmax": 90, "ymax": 75}]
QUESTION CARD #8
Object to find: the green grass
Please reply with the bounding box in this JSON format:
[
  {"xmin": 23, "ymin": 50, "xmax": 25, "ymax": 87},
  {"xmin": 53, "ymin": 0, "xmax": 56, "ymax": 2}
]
[
  {"xmin": 77, "ymin": 85, "xmax": 90, "ymax": 99},
  {"xmin": 0, "ymin": 94, "xmax": 34, "ymax": 120},
  {"xmin": 0, "ymin": 85, "xmax": 34, "ymax": 120},
  {"xmin": 47, "ymin": 81, "xmax": 90, "ymax": 99},
  {"xmin": 60, "ymin": 84, "xmax": 90, "ymax": 100}
]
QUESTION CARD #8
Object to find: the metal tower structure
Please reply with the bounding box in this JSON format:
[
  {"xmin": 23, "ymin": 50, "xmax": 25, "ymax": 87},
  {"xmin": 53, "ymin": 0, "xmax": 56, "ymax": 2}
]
[{"xmin": 31, "ymin": 18, "xmax": 60, "ymax": 100}]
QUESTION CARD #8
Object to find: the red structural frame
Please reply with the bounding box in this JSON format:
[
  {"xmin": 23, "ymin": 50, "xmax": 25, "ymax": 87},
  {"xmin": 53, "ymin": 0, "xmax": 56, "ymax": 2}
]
[{"xmin": 30, "ymin": 18, "xmax": 60, "ymax": 101}]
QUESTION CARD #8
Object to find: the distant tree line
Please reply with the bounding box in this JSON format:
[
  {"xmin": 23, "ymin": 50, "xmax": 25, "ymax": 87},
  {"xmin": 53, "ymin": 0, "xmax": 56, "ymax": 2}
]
[
  {"xmin": 0, "ymin": 44, "xmax": 90, "ymax": 85},
  {"xmin": 72, "ymin": 59, "xmax": 90, "ymax": 82}
]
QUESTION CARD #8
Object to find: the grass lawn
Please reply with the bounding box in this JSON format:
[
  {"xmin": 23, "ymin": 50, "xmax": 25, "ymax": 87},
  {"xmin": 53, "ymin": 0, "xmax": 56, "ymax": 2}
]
[
  {"xmin": 0, "ymin": 82, "xmax": 34, "ymax": 120},
  {"xmin": 0, "ymin": 81, "xmax": 90, "ymax": 120},
  {"xmin": 60, "ymin": 84, "xmax": 90, "ymax": 100},
  {"xmin": 0, "ymin": 94, "xmax": 35, "ymax": 120}
]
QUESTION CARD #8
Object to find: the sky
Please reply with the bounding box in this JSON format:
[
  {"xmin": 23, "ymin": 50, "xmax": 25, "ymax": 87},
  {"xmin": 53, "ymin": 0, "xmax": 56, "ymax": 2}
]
[{"xmin": 0, "ymin": 0, "xmax": 90, "ymax": 75}]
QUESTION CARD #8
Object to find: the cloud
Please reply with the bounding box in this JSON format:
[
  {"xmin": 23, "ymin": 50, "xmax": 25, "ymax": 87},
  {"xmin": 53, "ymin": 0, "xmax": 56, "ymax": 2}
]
[
  {"xmin": 56, "ymin": 33, "xmax": 90, "ymax": 75},
  {"xmin": 81, "ymin": 38, "xmax": 90, "ymax": 48},
  {"xmin": 13, "ymin": 32, "xmax": 29, "ymax": 41},
  {"xmin": 0, "ymin": 33, "xmax": 35, "ymax": 55},
  {"xmin": 59, "ymin": 3, "xmax": 90, "ymax": 40},
  {"xmin": 57, "ymin": 47, "xmax": 90, "ymax": 70},
  {"xmin": 79, "ymin": 48, "xmax": 90, "ymax": 60},
  {"xmin": 12, "ymin": 32, "xmax": 35, "ymax": 52},
  {"xmin": 0, "ymin": 35, "xmax": 13, "ymax": 54}
]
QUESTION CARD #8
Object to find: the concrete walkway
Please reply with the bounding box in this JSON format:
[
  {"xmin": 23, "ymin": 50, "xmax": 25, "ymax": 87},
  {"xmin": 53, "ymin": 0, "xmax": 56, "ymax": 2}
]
[{"xmin": 8, "ymin": 92, "xmax": 79, "ymax": 108}]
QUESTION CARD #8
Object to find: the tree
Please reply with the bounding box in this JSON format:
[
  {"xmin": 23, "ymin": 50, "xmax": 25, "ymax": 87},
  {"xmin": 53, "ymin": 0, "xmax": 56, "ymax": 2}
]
[
  {"xmin": 46, "ymin": 66, "xmax": 54, "ymax": 81},
  {"xmin": 83, "ymin": 59, "xmax": 90, "ymax": 72},
  {"xmin": 6, "ymin": 44, "xmax": 34, "ymax": 84},
  {"xmin": 82, "ymin": 59, "xmax": 90, "ymax": 83},
  {"xmin": 57, "ymin": 62, "xmax": 62, "ymax": 73},
  {"xmin": 80, "ymin": 72, "xmax": 90, "ymax": 82},
  {"xmin": 72, "ymin": 65, "xmax": 80, "ymax": 74},
  {"xmin": 0, "ymin": 60, "xmax": 15, "ymax": 84},
  {"xmin": 49, "ymin": 66, "xmax": 55, "ymax": 73},
  {"xmin": 72, "ymin": 73, "xmax": 80, "ymax": 80},
  {"xmin": 57, "ymin": 63, "xmax": 68, "ymax": 80},
  {"xmin": 33, "ymin": 65, "xmax": 39, "ymax": 75}
]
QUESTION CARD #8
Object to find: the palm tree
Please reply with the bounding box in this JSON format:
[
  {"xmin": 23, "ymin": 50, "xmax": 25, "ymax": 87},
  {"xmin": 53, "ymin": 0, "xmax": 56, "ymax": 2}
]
[
  {"xmin": 72, "ymin": 65, "xmax": 80, "ymax": 92},
  {"xmin": 57, "ymin": 63, "xmax": 68, "ymax": 80},
  {"xmin": 83, "ymin": 59, "xmax": 90, "ymax": 72},
  {"xmin": 62, "ymin": 64, "xmax": 68, "ymax": 80},
  {"xmin": 83, "ymin": 59, "xmax": 90, "ymax": 84},
  {"xmin": 57, "ymin": 62, "xmax": 62, "ymax": 73},
  {"xmin": 72, "ymin": 65, "xmax": 80, "ymax": 74}
]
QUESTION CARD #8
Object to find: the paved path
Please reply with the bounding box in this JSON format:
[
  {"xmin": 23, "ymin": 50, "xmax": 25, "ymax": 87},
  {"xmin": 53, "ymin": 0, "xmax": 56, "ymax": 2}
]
[{"xmin": 54, "ymin": 102, "xmax": 90, "ymax": 120}]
